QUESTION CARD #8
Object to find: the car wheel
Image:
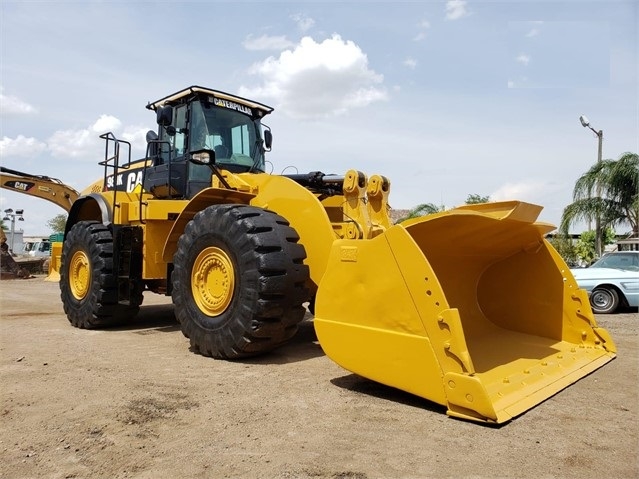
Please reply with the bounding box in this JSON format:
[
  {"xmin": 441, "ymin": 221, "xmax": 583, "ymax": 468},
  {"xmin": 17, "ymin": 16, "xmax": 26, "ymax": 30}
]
[{"xmin": 590, "ymin": 286, "xmax": 619, "ymax": 314}]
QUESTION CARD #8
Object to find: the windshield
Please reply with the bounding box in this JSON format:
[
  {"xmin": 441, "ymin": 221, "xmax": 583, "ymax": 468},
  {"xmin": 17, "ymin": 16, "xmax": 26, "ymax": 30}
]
[
  {"xmin": 189, "ymin": 100, "xmax": 265, "ymax": 173},
  {"xmin": 590, "ymin": 252, "xmax": 639, "ymax": 271}
]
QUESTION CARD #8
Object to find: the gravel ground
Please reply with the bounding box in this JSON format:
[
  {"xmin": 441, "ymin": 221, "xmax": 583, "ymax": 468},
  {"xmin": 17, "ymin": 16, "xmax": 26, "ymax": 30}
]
[{"xmin": 1, "ymin": 277, "xmax": 637, "ymax": 479}]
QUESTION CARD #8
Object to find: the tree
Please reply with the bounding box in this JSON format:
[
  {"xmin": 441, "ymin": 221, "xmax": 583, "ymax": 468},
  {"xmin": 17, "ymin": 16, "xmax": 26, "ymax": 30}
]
[
  {"xmin": 47, "ymin": 214, "xmax": 68, "ymax": 233},
  {"xmin": 0, "ymin": 219, "xmax": 7, "ymax": 231},
  {"xmin": 547, "ymin": 233, "xmax": 578, "ymax": 266},
  {"xmin": 395, "ymin": 194, "xmax": 490, "ymax": 223},
  {"xmin": 465, "ymin": 194, "xmax": 490, "ymax": 204},
  {"xmin": 395, "ymin": 203, "xmax": 445, "ymax": 223},
  {"xmin": 573, "ymin": 228, "xmax": 617, "ymax": 265},
  {"xmin": 560, "ymin": 152, "xmax": 639, "ymax": 237}
]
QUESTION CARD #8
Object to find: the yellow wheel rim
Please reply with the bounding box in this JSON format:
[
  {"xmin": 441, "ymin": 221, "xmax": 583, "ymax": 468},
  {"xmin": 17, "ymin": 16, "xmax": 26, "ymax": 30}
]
[
  {"xmin": 191, "ymin": 246, "xmax": 235, "ymax": 316},
  {"xmin": 69, "ymin": 250, "xmax": 91, "ymax": 300}
]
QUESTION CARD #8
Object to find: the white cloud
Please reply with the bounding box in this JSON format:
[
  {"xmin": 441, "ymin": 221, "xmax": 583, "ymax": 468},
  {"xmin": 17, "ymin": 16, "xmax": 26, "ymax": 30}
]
[
  {"xmin": 0, "ymin": 87, "xmax": 36, "ymax": 115},
  {"xmin": 290, "ymin": 13, "xmax": 315, "ymax": 32},
  {"xmin": 1, "ymin": 115, "xmax": 146, "ymax": 164},
  {"xmin": 47, "ymin": 128, "xmax": 98, "ymax": 159},
  {"xmin": 91, "ymin": 114, "xmax": 121, "ymax": 133},
  {"xmin": 491, "ymin": 180, "xmax": 554, "ymax": 203},
  {"xmin": 0, "ymin": 135, "xmax": 47, "ymax": 157},
  {"xmin": 526, "ymin": 28, "xmax": 540, "ymax": 38},
  {"xmin": 240, "ymin": 35, "xmax": 387, "ymax": 120},
  {"xmin": 47, "ymin": 115, "xmax": 146, "ymax": 160},
  {"xmin": 445, "ymin": 0, "xmax": 469, "ymax": 20},
  {"xmin": 414, "ymin": 20, "xmax": 431, "ymax": 41},
  {"xmin": 516, "ymin": 54, "xmax": 531, "ymax": 66},
  {"xmin": 121, "ymin": 126, "xmax": 151, "ymax": 152},
  {"xmin": 403, "ymin": 58, "xmax": 418, "ymax": 69},
  {"xmin": 243, "ymin": 34, "xmax": 295, "ymax": 51}
]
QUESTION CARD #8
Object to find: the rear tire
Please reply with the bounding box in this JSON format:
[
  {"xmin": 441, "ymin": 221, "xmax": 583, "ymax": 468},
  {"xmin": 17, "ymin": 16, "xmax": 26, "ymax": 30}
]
[
  {"xmin": 171, "ymin": 204, "xmax": 309, "ymax": 358},
  {"xmin": 590, "ymin": 286, "xmax": 619, "ymax": 314},
  {"xmin": 60, "ymin": 221, "xmax": 142, "ymax": 328}
]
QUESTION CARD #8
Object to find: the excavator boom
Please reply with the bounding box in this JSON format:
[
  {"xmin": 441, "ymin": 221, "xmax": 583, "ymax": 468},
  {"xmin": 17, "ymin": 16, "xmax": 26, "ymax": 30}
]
[{"xmin": 0, "ymin": 166, "xmax": 79, "ymax": 212}]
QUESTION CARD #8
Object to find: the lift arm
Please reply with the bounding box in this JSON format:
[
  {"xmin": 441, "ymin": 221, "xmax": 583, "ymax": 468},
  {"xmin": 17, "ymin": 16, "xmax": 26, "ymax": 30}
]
[{"xmin": 1, "ymin": 166, "xmax": 79, "ymax": 212}]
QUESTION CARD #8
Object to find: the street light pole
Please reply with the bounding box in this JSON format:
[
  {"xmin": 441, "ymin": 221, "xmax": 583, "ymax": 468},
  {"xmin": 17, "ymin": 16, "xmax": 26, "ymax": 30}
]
[
  {"xmin": 2, "ymin": 208, "xmax": 25, "ymax": 254},
  {"xmin": 579, "ymin": 115, "xmax": 604, "ymax": 257}
]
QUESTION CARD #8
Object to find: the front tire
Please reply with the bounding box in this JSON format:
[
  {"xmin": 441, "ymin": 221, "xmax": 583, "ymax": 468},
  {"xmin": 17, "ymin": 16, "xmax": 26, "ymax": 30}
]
[
  {"xmin": 60, "ymin": 221, "xmax": 142, "ymax": 328},
  {"xmin": 171, "ymin": 205, "xmax": 310, "ymax": 358},
  {"xmin": 590, "ymin": 286, "xmax": 619, "ymax": 314}
]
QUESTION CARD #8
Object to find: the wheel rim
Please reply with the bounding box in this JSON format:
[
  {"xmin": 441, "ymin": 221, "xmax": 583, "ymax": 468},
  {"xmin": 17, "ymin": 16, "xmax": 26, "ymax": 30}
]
[
  {"xmin": 592, "ymin": 290, "xmax": 612, "ymax": 310},
  {"xmin": 191, "ymin": 246, "xmax": 235, "ymax": 316},
  {"xmin": 69, "ymin": 250, "xmax": 91, "ymax": 300}
]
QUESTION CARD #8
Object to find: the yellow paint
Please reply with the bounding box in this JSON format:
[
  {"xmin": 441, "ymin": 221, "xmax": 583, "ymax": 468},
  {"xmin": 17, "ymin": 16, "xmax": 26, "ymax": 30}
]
[
  {"xmin": 77, "ymin": 163, "xmax": 617, "ymax": 423},
  {"xmin": 191, "ymin": 246, "xmax": 235, "ymax": 316},
  {"xmin": 68, "ymin": 250, "xmax": 91, "ymax": 300},
  {"xmin": 314, "ymin": 201, "xmax": 616, "ymax": 423},
  {"xmin": 45, "ymin": 242, "xmax": 63, "ymax": 282}
]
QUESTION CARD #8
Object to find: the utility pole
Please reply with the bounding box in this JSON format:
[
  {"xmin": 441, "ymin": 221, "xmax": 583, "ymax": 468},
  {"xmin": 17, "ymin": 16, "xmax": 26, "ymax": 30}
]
[{"xmin": 579, "ymin": 115, "xmax": 604, "ymax": 257}]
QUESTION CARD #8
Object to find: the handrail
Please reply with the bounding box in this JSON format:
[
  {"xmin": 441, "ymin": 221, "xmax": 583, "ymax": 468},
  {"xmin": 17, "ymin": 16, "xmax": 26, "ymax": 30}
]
[{"xmin": 99, "ymin": 132, "xmax": 132, "ymax": 221}]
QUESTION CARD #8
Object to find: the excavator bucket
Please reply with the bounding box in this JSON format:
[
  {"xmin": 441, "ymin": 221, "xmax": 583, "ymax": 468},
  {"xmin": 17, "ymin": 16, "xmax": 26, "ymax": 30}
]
[{"xmin": 314, "ymin": 201, "xmax": 616, "ymax": 424}]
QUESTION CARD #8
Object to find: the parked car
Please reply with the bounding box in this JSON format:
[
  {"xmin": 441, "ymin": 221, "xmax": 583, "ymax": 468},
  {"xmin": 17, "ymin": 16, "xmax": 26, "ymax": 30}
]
[
  {"xmin": 570, "ymin": 251, "xmax": 639, "ymax": 314},
  {"xmin": 27, "ymin": 240, "xmax": 51, "ymax": 258}
]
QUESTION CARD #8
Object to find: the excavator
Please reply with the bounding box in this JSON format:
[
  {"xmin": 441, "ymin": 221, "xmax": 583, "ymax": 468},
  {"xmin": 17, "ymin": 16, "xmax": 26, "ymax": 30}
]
[
  {"xmin": 1, "ymin": 86, "xmax": 616, "ymax": 423},
  {"xmin": 0, "ymin": 167, "xmax": 79, "ymax": 280},
  {"xmin": 1, "ymin": 167, "xmax": 79, "ymax": 212}
]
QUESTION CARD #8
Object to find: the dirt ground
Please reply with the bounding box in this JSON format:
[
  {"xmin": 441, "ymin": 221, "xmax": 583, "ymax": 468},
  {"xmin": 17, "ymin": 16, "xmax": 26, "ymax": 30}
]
[{"xmin": 1, "ymin": 277, "xmax": 637, "ymax": 479}]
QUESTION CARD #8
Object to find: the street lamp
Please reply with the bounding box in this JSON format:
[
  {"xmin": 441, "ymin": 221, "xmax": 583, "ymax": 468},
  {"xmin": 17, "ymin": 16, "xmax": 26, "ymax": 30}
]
[
  {"xmin": 579, "ymin": 115, "xmax": 604, "ymax": 257},
  {"xmin": 2, "ymin": 208, "xmax": 24, "ymax": 254}
]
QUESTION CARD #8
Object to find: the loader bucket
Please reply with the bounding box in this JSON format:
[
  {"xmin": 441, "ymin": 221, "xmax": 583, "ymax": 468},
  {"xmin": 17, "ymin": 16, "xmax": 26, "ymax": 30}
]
[
  {"xmin": 45, "ymin": 242, "xmax": 62, "ymax": 282},
  {"xmin": 314, "ymin": 201, "xmax": 616, "ymax": 424}
]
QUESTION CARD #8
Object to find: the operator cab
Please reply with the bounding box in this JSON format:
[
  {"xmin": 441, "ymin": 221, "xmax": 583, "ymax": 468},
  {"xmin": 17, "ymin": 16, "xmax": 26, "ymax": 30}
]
[{"xmin": 143, "ymin": 86, "xmax": 273, "ymax": 199}]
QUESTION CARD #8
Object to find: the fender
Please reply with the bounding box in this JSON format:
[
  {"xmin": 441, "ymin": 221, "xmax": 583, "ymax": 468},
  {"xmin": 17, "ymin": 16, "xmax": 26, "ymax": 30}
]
[
  {"xmin": 161, "ymin": 187, "xmax": 255, "ymax": 263},
  {"xmin": 64, "ymin": 194, "xmax": 113, "ymax": 237}
]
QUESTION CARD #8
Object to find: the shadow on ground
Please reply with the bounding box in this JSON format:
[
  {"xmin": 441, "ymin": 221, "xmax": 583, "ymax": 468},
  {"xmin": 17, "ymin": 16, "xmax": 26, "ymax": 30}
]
[
  {"xmin": 108, "ymin": 305, "xmax": 324, "ymax": 364},
  {"xmin": 330, "ymin": 373, "xmax": 447, "ymax": 415},
  {"xmin": 111, "ymin": 304, "xmax": 180, "ymax": 333}
]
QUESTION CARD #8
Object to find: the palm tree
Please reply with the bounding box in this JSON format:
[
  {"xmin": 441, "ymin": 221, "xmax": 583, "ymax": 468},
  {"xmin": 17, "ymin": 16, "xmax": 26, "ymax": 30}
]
[
  {"xmin": 560, "ymin": 152, "xmax": 638, "ymax": 236},
  {"xmin": 395, "ymin": 192, "xmax": 491, "ymax": 224}
]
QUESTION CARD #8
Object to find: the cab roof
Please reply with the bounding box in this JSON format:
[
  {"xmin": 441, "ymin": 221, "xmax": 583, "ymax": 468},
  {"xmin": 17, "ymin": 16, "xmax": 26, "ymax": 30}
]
[{"xmin": 146, "ymin": 85, "xmax": 274, "ymax": 115}]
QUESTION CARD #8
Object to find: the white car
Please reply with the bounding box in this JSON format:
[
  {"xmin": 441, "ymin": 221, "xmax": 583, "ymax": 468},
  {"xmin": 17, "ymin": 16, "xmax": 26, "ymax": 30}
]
[{"xmin": 571, "ymin": 251, "xmax": 639, "ymax": 314}]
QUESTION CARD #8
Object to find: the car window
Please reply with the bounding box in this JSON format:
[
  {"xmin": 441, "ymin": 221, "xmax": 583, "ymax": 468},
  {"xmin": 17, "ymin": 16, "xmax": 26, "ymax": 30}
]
[{"xmin": 592, "ymin": 253, "xmax": 639, "ymax": 271}]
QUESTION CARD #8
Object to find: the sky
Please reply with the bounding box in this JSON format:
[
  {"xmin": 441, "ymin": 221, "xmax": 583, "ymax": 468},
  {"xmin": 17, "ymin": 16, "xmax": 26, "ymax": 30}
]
[{"xmin": 1, "ymin": 0, "xmax": 637, "ymax": 236}]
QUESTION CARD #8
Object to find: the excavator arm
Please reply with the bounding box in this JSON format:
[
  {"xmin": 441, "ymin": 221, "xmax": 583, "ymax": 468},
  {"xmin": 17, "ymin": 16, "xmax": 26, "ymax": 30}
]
[{"xmin": 0, "ymin": 166, "xmax": 79, "ymax": 212}]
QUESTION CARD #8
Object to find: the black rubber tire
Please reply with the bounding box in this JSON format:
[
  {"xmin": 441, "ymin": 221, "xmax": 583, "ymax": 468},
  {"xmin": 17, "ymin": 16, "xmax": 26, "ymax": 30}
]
[
  {"xmin": 60, "ymin": 221, "xmax": 143, "ymax": 328},
  {"xmin": 590, "ymin": 286, "xmax": 620, "ymax": 314},
  {"xmin": 171, "ymin": 204, "xmax": 310, "ymax": 359}
]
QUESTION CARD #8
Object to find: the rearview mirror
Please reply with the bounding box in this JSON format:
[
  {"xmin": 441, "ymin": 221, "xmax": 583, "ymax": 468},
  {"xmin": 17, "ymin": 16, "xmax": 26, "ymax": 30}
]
[
  {"xmin": 264, "ymin": 130, "xmax": 272, "ymax": 150},
  {"xmin": 156, "ymin": 105, "xmax": 173, "ymax": 126}
]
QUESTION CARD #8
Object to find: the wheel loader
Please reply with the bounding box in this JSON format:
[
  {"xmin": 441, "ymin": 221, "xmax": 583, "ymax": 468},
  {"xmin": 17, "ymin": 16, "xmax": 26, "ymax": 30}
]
[{"xmin": 14, "ymin": 86, "xmax": 617, "ymax": 423}]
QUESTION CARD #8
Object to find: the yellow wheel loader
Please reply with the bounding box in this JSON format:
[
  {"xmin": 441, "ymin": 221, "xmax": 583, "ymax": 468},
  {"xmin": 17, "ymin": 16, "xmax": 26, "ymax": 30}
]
[{"xmin": 25, "ymin": 86, "xmax": 618, "ymax": 423}]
